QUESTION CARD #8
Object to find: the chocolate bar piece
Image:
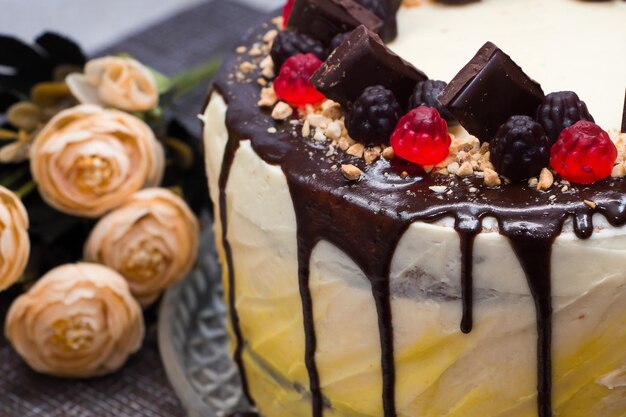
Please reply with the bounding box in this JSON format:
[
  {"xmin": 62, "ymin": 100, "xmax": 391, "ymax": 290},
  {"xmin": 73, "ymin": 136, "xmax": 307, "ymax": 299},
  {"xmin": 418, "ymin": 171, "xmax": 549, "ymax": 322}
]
[
  {"xmin": 354, "ymin": 0, "xmax": 398, "ymax": 42},
  {"xmin": 622, "ymin": 88, "xmax": 626, "ymax": 133},
  {"xmin": 287, "ymin": 0, "xmax": 383, "ymax": 45},
  {"xmin": 439, "ymin": 41, "xmax": 545, "ymax": 141},
  {"xmin": 311, "ymin": 25, "xmax": 428, "ymax": 109}
]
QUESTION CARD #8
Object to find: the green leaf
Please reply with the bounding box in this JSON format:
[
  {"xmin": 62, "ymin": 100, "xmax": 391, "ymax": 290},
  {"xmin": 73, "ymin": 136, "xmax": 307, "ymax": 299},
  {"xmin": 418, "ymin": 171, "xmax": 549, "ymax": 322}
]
[
  {"xmin": 168, "ymin": 58, "xmax": 221, "ymax": 98},
  {"xmin": 148, "ymin": 67, "xmax": 173, "ymax": 95}
]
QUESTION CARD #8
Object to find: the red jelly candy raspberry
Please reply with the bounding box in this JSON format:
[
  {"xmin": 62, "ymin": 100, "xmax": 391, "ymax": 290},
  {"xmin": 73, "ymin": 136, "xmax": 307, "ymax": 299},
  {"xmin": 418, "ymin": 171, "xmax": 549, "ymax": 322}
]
[
  {"xmin": 550, "ymin": 120, "xmax": 617, "ymax": 184},
  {"xmin": 283, "ymin": 0, "xmax": 295, "ymax": 24},
  {"xmin": 274, "ymin": 53, "xmax": 325, "ymax": 107},
  {"xmin": 390, "ymin": 106, "xmax": 451, "ymax": 166}
]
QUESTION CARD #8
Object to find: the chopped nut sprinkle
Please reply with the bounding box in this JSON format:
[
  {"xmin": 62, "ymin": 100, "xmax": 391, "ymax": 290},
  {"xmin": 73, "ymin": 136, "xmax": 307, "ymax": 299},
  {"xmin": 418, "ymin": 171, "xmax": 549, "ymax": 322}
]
[
  {"xmin": 248, "ymin": 45, "xmax": 263, "ymax": 57},
  {"xmin": 313, "ymin": 129, "xmax": 326, "ymax": 141},
  {"xmin": 429, "ymin": 185, "xmax": 448, "ymax": 193},
  {"xmin": 347, "ymin": 143, "xmax": 365, "ymax": 158},
  {"xmin": 381, "ymin": 146, "xmax": 395, "ymax": 159},
  {"xmin": 584, "ymin": 200, "xmax": 597, "ymax": 209},
  {"xmin": 611, "ymin": 163, "xmax": 626, "ymax": 178},
  {"xmin": 447, "ymin": 162, "xmax": 460, "ymax": 175},
  {"xmin": 263, "ymin": 29, "xmax": 278, "ymax": 43},
  {"xmin": 364, "ymin": 147, "xmax": 381, "ymax": 165},
  {"xmin": 341, "ymin": 164, "xmax": 362, "ymax": 181},
  {"xmin": 260, "ymin": 56, "xmax": 275, "ymax": 79},
  {"xmin": 325, "ymin": 121, "xmax": 342, "ymax": 141},
  {"xmin": 240, "ymin": 61, "xmax": 255, "ymax": 73},
  {"xmin": 271, "ymin": 101, "xmax": 293, "ymax": 120},
  {"xmin": 537, "ymin": 168, "xmax": 554, "ymax": 191},
  {"xmin": 456, "ymin": 161, "xmax": 474, "ymax": 177},
  {"xmin": 338, "ymin": 137, "xmax": 354, "ymax": 151},
  {"xmin": 483, "ymin": 168, "xmax": 501, "ymax": 187},
  {"xmin": 258, "ymin": 86, "xmax": 278, "ymax": 107}
]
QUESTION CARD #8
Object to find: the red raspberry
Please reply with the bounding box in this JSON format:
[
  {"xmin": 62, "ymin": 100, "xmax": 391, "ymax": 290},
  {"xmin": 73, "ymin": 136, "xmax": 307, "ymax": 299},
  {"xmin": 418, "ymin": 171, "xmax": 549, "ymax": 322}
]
[
  {"xmin": 274, "ymin": 54, "xmax": 325, "ymax": 107},
  {"xmin": 283, "ymin": 0, "xmax": 295, "ymax": 24},
  {"xmin": 390, "ymin": 106, "xmax": 451, "ymax": 166},
  {"xmin": 550, "ymin": 121, "xmax": 617, "ymax": 184}
]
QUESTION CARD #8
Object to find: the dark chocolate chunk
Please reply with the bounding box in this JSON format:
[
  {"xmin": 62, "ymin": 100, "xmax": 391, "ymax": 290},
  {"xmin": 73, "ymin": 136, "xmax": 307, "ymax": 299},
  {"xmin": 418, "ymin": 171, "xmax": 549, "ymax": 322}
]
[
  {"xmin": 439, "ymin": 41, "xmax": 545, "ymax": 141},
  {"xmin": 287, "ymin": 0, "xmax": 383, "ymax": 45},
  {"xmin": 622, "ymin": 88, "xmax": 626, "ymax": 133},
  {"xmin": 355, "ymin": 0, "xmax": 398, "ymax": 42},
  {"xmin": 311, "ymin": 25, "xmax": 428, "ymax": 109}
]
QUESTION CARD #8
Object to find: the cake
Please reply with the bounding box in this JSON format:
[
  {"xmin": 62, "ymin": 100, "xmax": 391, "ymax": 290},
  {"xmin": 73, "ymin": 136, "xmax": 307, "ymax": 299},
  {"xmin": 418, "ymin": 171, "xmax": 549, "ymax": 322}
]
[{"xmin": 201, "ymin": 1, "xmax": 626, "ymax": 416}]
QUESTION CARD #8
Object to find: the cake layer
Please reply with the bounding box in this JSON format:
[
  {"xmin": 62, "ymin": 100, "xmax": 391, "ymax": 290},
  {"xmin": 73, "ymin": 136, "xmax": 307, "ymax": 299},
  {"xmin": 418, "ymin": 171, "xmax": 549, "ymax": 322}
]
[
  {"xmin": 202, "ymin": 1, "xmax": 626, "ymax": 416},
  {"xmin": 203, "ymin": 91, "xmax": 626, "ymax": 416}
]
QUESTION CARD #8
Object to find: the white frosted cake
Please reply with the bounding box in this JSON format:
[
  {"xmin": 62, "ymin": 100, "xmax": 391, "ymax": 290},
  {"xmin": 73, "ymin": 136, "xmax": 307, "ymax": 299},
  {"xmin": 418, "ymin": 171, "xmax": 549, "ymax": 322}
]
[{"xmin": 202, "ymin": 1, "xmax": 626, "ymax": 416}]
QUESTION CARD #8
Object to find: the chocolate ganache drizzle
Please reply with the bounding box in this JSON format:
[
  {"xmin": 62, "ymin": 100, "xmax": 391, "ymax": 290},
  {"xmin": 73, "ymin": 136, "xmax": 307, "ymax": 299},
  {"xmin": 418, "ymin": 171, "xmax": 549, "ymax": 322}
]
[{"xmin": 214, "ymin": 21, "xmax": 626, "ymax": 417}]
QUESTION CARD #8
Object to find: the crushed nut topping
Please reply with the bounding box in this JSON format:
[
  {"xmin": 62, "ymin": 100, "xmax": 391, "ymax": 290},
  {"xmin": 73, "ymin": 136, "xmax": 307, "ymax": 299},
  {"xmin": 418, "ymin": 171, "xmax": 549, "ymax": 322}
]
[
  {"xmin": 258, "ymin": 86, "xmax": 278, "ymax": 107},
  {"xmin": 244, "ymin": 19, "xmax": 626, "ymax": 196},
  {"xmin": 584, "ymin": 200, "xmax": 597, "ymax": 209},
  {"xmin": 483, "ymin": 168, "xmax": 502, "ymax": 187},
  {"xmin": 537, "ymin": 168, "xmax": 554, "ymax": 191},
  {"xmin": 429, "ymin": 186, "xmax": 448, "ymax": 194},
  {"xmin": 347, "ymin": 143, "xmax": 365, "ymax": 158},
  {"xmin": 341, "ymin": 164, "xmax": 362, "ymax": 181},
  {"xmin": 271, "ymin": 101, "xmax": 293, "ymax": 120},
  {"xmin": 364, "ymin": 147, "xmax": 381, "ymax": 165},
  {"xmin": 381, "ymin": 146, "xmax": 395, "ymax": 160}
]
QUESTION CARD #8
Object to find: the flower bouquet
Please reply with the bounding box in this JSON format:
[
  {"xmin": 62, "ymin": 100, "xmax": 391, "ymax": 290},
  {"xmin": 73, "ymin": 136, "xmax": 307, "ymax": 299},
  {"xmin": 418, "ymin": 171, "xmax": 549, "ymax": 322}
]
[{"xmin": 0, "ymin": 32, "xmax": 218, "ymax": 378}]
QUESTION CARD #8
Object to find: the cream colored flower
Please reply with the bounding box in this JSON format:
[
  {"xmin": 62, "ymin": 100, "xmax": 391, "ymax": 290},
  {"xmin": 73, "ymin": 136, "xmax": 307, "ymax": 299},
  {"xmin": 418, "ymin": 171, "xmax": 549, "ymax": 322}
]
[
  {"xmin": 85, "ymin": 188, "xmax": 199, "ymax": 306},
  {"xmin": 30, "ymin": 105, "xmax": 165, "ymax": 218},
  {"xmin": 66, "ymin": 56, "xmax": 158, "ymax": 111},
  {"xmin": 0, "ymin": 186, "xmax": 30, "ymax": 291},
  {"xmin": 5, "ymin": 263, "xmax": 144, "ymax": 378}
]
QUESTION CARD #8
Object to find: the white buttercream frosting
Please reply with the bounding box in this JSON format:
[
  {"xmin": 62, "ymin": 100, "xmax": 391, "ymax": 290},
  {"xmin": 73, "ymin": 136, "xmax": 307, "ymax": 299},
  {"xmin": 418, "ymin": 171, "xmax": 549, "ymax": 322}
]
[
  {"xmin": 201, "ymin": 1, "xmax": 626, "ymax": 414},
  {"xmin": 392, "ymin": 0, "xmax": 626, "ymax": 131}
]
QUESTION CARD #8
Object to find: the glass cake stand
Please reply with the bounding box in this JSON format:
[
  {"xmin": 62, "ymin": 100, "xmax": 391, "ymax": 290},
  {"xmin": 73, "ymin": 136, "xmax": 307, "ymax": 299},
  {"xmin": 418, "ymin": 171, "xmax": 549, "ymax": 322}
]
[{"xmin": 158, "ymin": 224, "xmax": 254, "ymax": 417}]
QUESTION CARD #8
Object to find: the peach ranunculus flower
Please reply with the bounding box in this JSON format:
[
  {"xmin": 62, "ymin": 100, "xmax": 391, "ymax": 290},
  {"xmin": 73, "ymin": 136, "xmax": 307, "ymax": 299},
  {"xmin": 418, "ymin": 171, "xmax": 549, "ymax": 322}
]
[
  {"xmin": 5, "ymin": 263, "xmax": 144, "ymax": 378},
  {"xmin": 66, "ymin": 56, "xmax": 159, "ymax": 112},
  {"xmin": 0, "ymin": 186, "xmax": 30, "ymax": 291},
  {"xmin": 84, "ymin": 188, "xmax": 199, "ymax": 306},
  {"xmin": 30, "ymin": 104, "xmax": 165, "ymax": 218}
]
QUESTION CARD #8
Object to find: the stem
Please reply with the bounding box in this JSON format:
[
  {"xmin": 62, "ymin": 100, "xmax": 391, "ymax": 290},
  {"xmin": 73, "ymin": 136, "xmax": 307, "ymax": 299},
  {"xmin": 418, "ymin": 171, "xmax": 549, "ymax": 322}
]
[
  {"xmin": 0, "ymin": 166, "xmax": 29, "ymax": 188},
  {"xmin": 169, "ymin": 58, "xmax": 221, "ymax": 98},
  {"xmin": 168, "ymin": 185, "xmax": 184, "ymax": 197},
  {"xmin": 14, "ymin": 180, "xmax": 36, "ymax": 199}
]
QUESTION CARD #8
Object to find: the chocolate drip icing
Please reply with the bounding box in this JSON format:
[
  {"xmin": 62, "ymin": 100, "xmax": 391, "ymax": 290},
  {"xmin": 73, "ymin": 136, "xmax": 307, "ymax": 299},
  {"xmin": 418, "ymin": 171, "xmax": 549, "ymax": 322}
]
[
  {"xmin": 295, "ymin": 239, "xmax": 323, "ymax": 417},
  {"xmin": 455, "ymin": 215, "xmax": 480, "ymax": 334},
  {"xmin": 217, "ymin": 126, "xmax": 253, "ymax": 404},
  {"xmin": 286, "ymin": 166, "xmax": 410, "ymax": 417},
  {"xmin": 503, "ymin": 221, "xmax": 559, "ymax": 417},
  {"xmin": 212, "ymin": 21, "xmax": 626, "ymax": 417}
]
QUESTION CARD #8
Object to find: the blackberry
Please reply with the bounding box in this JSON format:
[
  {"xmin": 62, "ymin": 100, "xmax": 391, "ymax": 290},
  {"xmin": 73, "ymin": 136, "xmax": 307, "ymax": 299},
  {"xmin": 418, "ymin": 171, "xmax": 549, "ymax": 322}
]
[
  {"xmin": 327, "ymin": 32, "xmax": 351, "ymax": 56},
  {"xmin": 355, "ymin": 0, "xmax": 398, "ymax": 42},
  {"xmin": 536, "ymin": 91, "xmax": 594, "ymax": 144},
  {"xmin": 270, "ymin": 31, "xmax": 327, "ymax": 71},
  {"xmin": 346, "ymin": 85, "xmax": 403, "ymax": 144},
  {"xmin": 489, "ymin": 115, "xmax": 550, "ymax": 182},
  {"xmin": 408, "ymin": 80, "xmax": 457, "ymax": 124}
]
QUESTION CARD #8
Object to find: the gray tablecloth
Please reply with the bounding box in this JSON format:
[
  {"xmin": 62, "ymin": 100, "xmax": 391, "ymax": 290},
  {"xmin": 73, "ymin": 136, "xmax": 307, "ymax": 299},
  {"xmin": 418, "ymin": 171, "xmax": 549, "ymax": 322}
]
[{"xmin": 0, "ymin": 1, "xmax": 260, "ymax": 416}]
